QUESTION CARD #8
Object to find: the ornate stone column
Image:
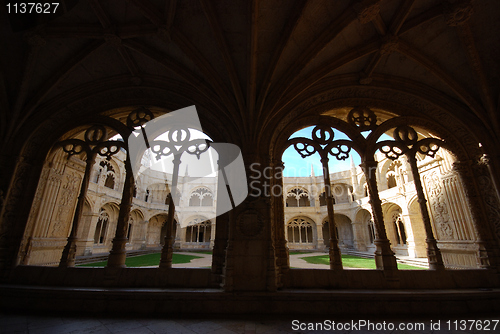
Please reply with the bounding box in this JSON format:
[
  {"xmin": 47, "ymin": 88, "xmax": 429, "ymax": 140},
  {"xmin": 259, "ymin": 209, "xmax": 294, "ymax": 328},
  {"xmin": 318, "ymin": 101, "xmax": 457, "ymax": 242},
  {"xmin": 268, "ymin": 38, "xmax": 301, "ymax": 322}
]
[
  {"xmin": 106, "ymin": 155, "xmax": 135, "ymax": 268},
  {"xmin": 210, "ymin": 221, "xmax": 216, "ymax": 247},
  {"xmin": 316, "ymin": 218, "xmax": 325, "ymax": 251},
  {"xmin": 159, "ymin": 155, "xmax": 182, "ymax": 268},
  {"xmin": 18, "ymin": 163, "xmax": 63, "ymax": 265},
  {"xmin": 351, "ymin": 220, "xmax": 367, "ymax": 251},
  {"xmin": 453, "ymin": 160, "xmax": 500, "ymax": 270},
  {"xmin": 174, "ymin": 221, "xmax": 181, "ymax": 249},
  {"xmin": 59, "ymin": 154, "xmax": 95, "ymax": 267},
  {"xmin": 222, "ymin": 154, "xmax": 277, "ymax": 292},
  {"xmin": 360, "ymin": 160, "xmax": 398, "ymax": 276},
  {"xmin": 79, "ymin": 212, "xmax": 99, "ymax": 256},
  {"xmin": 407, "ymin": 155, "xmax": 445, "ymax": 270},
  {"xmin": 321, "ymin": 158, "xmax": 343, "ymax": 270}
]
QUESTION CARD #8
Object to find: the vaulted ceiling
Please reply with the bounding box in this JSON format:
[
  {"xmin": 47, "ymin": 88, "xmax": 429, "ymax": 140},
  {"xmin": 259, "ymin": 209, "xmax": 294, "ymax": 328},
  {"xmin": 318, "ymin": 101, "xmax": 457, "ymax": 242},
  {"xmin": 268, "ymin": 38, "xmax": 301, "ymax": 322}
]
[{"xmin": 1, "ymin": 0, "xmax": 499, "ymax": 153}]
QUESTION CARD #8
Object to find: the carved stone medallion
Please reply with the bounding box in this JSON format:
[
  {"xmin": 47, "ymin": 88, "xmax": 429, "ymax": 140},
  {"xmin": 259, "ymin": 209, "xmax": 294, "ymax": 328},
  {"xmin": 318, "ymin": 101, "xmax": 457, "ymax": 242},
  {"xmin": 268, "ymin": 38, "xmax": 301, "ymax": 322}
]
[{"xmin": 237, "ymin": 209, "xmax": 264, "ymax": 237}]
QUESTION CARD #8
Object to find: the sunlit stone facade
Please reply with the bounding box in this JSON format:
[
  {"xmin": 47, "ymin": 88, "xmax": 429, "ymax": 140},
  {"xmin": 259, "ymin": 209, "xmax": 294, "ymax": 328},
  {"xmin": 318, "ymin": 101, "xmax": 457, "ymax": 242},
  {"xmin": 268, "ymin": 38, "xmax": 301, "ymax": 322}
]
[{"xmin": 22, "ymin": 142, "xmax": 477, "ymax": 269}]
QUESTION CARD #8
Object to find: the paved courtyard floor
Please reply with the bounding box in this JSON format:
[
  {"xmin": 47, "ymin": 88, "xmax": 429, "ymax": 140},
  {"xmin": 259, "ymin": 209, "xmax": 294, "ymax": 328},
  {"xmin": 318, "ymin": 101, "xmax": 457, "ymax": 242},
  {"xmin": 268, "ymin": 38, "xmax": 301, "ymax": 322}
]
[
  {"xmin": 173, "ymin": 252, "xmax": 428, "ymax": 269},
  {"xmin": 1, "ymin": 311, "xmax": 494, "ymax": 333},
  {"xmin": 172, "ymin": 252, "xmax": 333, "ymax": 269}
]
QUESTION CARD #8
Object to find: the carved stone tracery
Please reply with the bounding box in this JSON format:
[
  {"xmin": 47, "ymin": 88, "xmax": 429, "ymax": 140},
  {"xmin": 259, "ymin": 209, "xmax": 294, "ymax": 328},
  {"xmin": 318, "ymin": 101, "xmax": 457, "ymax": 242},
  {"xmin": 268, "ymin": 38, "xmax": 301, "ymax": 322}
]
[{"xmin": 425, "ymin": 172, "xmax": 454, "ymax": 240}]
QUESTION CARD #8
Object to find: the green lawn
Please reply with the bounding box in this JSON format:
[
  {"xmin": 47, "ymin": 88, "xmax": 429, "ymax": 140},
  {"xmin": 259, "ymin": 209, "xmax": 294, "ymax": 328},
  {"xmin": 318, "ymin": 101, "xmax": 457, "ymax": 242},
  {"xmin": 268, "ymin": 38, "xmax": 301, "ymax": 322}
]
[
  {"xmin": 78, "ymin": 252, "xmax": 202, "ymax": 267},
  {"xmin": 300, "ymin": 254, "xmax": 424, "ymax": 270}
]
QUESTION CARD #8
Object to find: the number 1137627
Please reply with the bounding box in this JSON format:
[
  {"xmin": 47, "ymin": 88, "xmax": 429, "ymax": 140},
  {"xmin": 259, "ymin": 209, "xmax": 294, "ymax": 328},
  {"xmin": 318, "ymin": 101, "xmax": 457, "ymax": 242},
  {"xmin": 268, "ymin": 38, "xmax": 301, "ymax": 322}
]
[{"xmin": 6, "ymin": 3, "xmax": 59, "ymax": 14}]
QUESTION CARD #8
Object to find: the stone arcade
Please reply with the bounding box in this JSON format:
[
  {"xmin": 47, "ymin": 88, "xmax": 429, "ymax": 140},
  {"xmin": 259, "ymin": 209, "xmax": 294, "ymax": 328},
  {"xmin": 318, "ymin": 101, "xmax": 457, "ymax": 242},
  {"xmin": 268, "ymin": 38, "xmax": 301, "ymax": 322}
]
[{"xmin": 1, "ymin": 0, "xmax": 500, "ymax": 316}]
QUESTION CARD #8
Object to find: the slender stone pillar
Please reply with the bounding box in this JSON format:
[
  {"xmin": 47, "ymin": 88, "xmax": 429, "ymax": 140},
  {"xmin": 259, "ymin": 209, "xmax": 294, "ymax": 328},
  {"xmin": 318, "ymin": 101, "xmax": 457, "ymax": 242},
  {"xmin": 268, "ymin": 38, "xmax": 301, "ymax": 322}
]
[
  {"xmin": 174, "ymin": 221, "xmax": 181, "ymax": 249},
  {"xmin": 80, "ymin": 212, "xmax": 99, "ymax": 256},
  {"xmin": 159, "ymin": 194, "xmax": 176, "ymax": 268},
  {"xmin": 106, "ymin": 155, "xmax": 135, "ymax": 268},
  {"xmin": 407, "ymin": 155, "xmax": 445, "ymax": 270},
  {"xmin": 59, "ymin": 155, "xmax": 95, "ymax": 267},
  {"xmin": 321, "ymin": 158, "xmax": 343, "ymax": 270},
  {"xmin": 360, "ymin": 160, "xmax": 398, "ymax": 274},
  {"xmin": 159, "ymin": 155, "xmax": 182, "ymax": 268}
]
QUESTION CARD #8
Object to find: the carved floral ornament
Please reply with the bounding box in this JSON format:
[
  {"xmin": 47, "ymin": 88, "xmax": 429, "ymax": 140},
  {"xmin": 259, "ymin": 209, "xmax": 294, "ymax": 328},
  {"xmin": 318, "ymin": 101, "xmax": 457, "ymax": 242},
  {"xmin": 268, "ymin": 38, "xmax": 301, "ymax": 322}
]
[
  {"xmin": 286, "ymin": 106, "xmax": 445, "ymax": 166},
  {"xmin": 58, "ymin": 125, "xmax": 124, "ymax": 162}
]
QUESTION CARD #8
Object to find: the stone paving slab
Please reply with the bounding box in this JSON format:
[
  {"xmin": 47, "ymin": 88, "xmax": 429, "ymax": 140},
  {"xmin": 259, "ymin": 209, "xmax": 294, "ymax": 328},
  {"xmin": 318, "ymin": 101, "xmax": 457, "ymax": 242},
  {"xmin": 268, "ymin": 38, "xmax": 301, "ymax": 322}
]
[{"xmin": 0, "ymin": 311, "xmax": 489, "ymax": 334}]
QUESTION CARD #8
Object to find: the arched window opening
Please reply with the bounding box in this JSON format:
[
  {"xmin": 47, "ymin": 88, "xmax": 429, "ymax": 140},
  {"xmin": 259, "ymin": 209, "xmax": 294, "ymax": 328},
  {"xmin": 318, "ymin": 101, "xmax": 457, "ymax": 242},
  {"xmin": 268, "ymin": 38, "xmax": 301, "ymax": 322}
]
[
  {"xmin": 186, "ymin": 221, "xmax": 212, "ymax": 243},
  {"xmin": 188, "ymin": 187, "xmax": 213, "ymax": 207},
  {"xmin": 386, "ymin": 160, "xmax": 402, "ymax": 189},
  {"xmin": 189, "ymin": 195, "xmax": 201, "ymax": 206},
  {"xmin": 100, "ymin": 160, "xmax": 114, "ymax": 172},
  {"xmin": 99, "ymin": 161, "xmax": 116, "ymax": 189},
  {"xmin": 387, "ymin": 174, "xmax": 397, "ymax": 189},
  {"xmin": 201, "ymin": 194, "xmax": 213, "ymax": 207},
  {"xmin": 394, "ymin": 216, "xmax": 407, "ymax": 245},
  {"xmin": 127, "ymin": 223, "xmax": 133, "ymax": 240},
  {"xmin": 399, "ymin": 220, "xmax": 407, "ymax": 245},
  {"xmin": 393, "ymin": 220, "xmax": 401, "ymax": 244},
  {"xmin": 322, "ymin": 221, "xmax": 329, "ymax": 247},
  {"xmin": 368, "ymin": 220, "xmax": 375, "ymax": 244},
  {"xmin": 286, "ymin": 188, "xmax": 310, "ymax": 207},
  {"xmin": 287, "ymin": 218, "xmax": 314, "ymax": 244},
  {"xmin": 93, "ymin": 210, "xmax": 109, "ymax": 244},
  {"xmin": 104, "ymin": 174, "xmax": 115, "ymax": 189}
]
